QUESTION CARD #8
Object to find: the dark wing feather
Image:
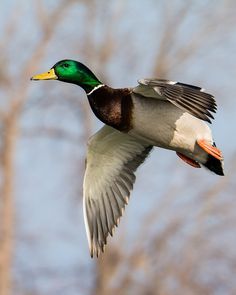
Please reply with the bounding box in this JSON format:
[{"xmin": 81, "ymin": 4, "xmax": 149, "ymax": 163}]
[{"xmin": 134, "ymin": 79, "xmax": 217, "ymax": 123}]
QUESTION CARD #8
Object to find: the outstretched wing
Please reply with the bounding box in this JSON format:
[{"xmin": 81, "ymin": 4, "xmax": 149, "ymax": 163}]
[
  {"xmin": 133, "ymin": 78, "xmax": 217, "ymax": 123},
  {"xmin": 83, "ymin": 125, "xmax": 152, "ymax": 257}
]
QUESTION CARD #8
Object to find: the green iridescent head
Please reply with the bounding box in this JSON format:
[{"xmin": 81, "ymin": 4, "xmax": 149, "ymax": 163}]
[{"xmin": 31, "ymin": 59, "xmax": 102, "ymax": 93}]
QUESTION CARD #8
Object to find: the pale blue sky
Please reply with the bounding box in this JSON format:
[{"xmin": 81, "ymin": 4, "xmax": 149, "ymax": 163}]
[{"xmin": 1, "ymin": 0, "xmax": 236, "ymax": 294}]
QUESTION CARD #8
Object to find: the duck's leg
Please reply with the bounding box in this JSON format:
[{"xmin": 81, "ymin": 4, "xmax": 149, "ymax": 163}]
[
  {"xmin": 176, "ymin": 152, "xmax": 201, "ymax": 168},
  {"xmin": 197, "ymin": 139, "xmax": 223, "ymax": 160}
]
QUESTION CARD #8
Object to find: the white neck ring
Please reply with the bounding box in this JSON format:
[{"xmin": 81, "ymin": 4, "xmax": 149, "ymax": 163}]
[{"xmin": 87, "ymin": 84, "xmax": 105, "ymax": 96}]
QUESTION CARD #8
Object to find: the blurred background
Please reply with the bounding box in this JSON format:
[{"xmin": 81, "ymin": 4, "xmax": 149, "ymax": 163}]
[{"xmin": 0, "ymin": 0, "xmax": 236, "ymax": 294}]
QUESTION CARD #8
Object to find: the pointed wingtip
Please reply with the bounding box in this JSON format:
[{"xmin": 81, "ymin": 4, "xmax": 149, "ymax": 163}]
[{"xmin": 90, "ymin": 247, "xmax": 94, "ymax": 258}]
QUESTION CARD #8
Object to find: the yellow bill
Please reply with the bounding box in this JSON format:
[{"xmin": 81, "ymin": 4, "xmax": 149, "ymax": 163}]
[{"xmin": 31, "ymin": 68, "xmax": 58, "ymax": 80}]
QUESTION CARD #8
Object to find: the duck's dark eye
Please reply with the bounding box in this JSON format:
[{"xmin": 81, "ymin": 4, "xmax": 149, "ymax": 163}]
[{"xmin": 64, "ymin": 63, "xmax": 69, "ymax": 68}]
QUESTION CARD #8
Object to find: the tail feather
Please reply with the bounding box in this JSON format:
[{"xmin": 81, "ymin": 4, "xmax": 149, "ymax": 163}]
[{"xmin": 203, "ymin": 154, "xmax": 224, "ymax": 176}]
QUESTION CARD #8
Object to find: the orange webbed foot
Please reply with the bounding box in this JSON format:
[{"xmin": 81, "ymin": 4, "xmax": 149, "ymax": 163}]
[{"xmin": 176, "ymin": 152, "xmax": 201, "ymax": 168}]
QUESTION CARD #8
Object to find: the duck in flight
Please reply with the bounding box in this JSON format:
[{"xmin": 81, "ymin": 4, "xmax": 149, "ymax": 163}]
[{"xmin": 31, "ymin": 60, "xmax": 224, "ymax": 257}]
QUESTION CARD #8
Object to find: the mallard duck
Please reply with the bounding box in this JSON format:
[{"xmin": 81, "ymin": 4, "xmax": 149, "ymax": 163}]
[{"xmin": 31, "ymin": 60, "xmax": 224, "ymax": 257}]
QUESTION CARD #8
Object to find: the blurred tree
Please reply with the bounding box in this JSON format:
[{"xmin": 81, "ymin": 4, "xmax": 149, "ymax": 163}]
[
  {"xmin": 0, "ymin": 1, "xmax": 81, "ymax": 294},
  {"xmin": 0, "ymin": 1, "xmax": 235, "ymax": 295}
]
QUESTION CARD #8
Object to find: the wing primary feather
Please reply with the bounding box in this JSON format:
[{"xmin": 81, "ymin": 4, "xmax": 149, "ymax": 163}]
[
  {"xmin": 113, "ymin": 182, "xmax": 129, "ymax": 204},
  {"xmin": 103, "ymin": 192, "xmax": 115, "ymax": 236},
  {"xmin": 175, "ymin": 100, "xmax": 211, "ymax": 123},
  {"xmin": 84, "ymin": 196, "xmax": 94, "ymax": 256},
  {"xmin": 109, "ymin": 188, "xmax": 123, "ymax": 221},
  {"xmin": 177, "ymin": 96, "xmax": 215, "ymax": 119},
  {"xmin": 120, "ymin": 173, "xmax": 133, "ymax": 191},
  {"xmin": 116, "ymin": 179, "xmax": 131, "ymax": 202},
  {"xmin": 108, "ymin": 188, "xmax": 122, "ymax": 226},
  {"xmin": 122, "ymin": 169, "xmax": 136, "ymax": 183},
  {"xmin": 106, "ymin": 191, "xmax": 117, "ymax": 232},
  {"xmin": 120, "ymin": 175, "xmax": 134, "ymax": 190},
  {"xmin": 164, "ymin": 86, "xmax": 216, "ymax": 107},
  {"xmin": 101, "ymin": 193, "xmax": 113, "ymax": 238},
  {"xmin": 99, "ymin": 195, "xmax": 109, "ymax": 242},
  {"xmin": 91, "ymin": 202, "xmax": 99, "ymax": 257},
  {"xmin": 110, "ymin": 186, "xmax": 125, "ymax": 212},
  {"xmin": 95, "ymin": 201, "xmax": 106, "ymax": 246},
  {"xmin": 175, "ymin": 82, "xmax": 202, "ymax": 90},
  {"xmin": 181, "ymin": 94, "xmax": 217, "ymax": 112},
  {"xmin": 183, "ymin": 88, "xmax": 216, "ymax": 104}
]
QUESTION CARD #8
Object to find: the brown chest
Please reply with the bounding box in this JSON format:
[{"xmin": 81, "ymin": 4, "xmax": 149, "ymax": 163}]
[{"xmin": 87, "ymin": 86, "xmax": 133, "ymax": 132}]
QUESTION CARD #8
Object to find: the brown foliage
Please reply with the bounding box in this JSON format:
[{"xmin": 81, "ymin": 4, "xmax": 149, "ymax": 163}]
[{"xmin": 0, "ymin": 1, "xmax": 235, "ymax": 295}]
